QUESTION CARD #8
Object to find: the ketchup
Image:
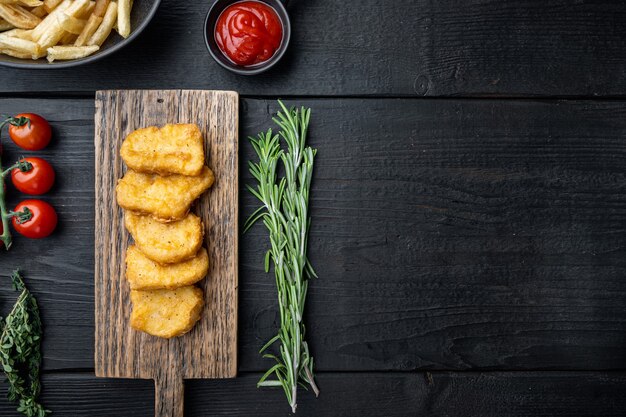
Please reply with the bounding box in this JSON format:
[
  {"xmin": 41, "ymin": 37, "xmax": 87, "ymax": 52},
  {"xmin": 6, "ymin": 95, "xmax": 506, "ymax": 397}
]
[{"xmin": 215, "ymin": 1, "xmax": 283, "ymax": 66}]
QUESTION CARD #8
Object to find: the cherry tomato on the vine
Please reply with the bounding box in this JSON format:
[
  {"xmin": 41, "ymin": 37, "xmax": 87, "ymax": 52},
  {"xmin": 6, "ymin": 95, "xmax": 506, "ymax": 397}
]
[
  {"xmin": 11, "ymin": 157, "xmax": 55, "ymax": 195},
  {"xmin": 8, "ymin": 113, "xmax": 52, "ymax": 151},
  {"xmin": 12, "ymin": 200, "xmax": 57, "ymax": 239}
]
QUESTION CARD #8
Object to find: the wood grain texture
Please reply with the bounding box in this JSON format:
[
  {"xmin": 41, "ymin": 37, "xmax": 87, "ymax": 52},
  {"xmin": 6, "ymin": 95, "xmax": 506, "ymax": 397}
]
[
  {"xmin": 242, "ymin": 98, "xmax": 626, "ymax": 371},
  {"xmin": 93, "ymin": 90, "xmax": 238, "ymax": 392},
  {"xmin": 155, "ymin": 371, "xmax": 184, "ymax": 417},
  {"xmin": 1, "ymin": 97, "xmax": 626, "ymax": 374},
  {"xmin": 0, "ymin": 0, "xmax": 625, "ymax": 96},
  {"xmin": 1, "ymin": 372, "xmax": 626, "ymax": 417}
]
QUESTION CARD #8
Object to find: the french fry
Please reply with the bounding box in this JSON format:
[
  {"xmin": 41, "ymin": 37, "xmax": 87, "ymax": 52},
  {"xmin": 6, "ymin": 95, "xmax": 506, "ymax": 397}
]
[
  {"xmin": 74, "ymin": 12, "xmax": 100, "ymax": 46},
  {"xmin": 1, "ymin": 27, "xmax": 19, "ymax": 35},
  {"xmin": 92, "ymin": 0, "xmax": 108, "ymax": 17},
  {"xmin": 0, "ymin": 33, "xmax": 41, "ymax": 58},
  {"xmin": 0, "ymin": 46, "xmax": 31, "ymax": 58},
  {"xmin": 0, "ymin": 0, "xmax": 42, "ymax": 6},
  {"xmin": 0, "ymin": 17, "xmax": 13, "ymax": 30},
  {"xmin": 59, "ymin": 15, "xmax": 86, "ymax": 34},
  {"xmin": 29, "ymin": 4, "xmax": 46, "ymax": 17},
  {"xmin": 18, "ymin": 0, "xmax": 43, "ymax": 6},
  {"xmin": 0, "ymin": 4, "xmax": 41, "ymax": 29},
  {"xmin": 116, "ymin": 0, "xmax": 129, "ymax": 38},
  {"xmin": 63, "ymin": 0, "xmax": 90, "ymax": 17},
  {"xmin": 1, "ymin": 0, "xmax": 131, "ymax": 62},
  {"xmin": 35, "ymin": 0, "xmax": 87, "ymax": 47},
  {"xmin": 1, "ymin": 27, "xmax": 30, "ymax": 38},
  {"xmin": 0, "ymin": 0, "xmax": 42, "ymax": 4},
  {"xmin": 42, "ymin": 0, "xmax": 61, "ymax": 13},
  {"xmin": 58, "ymin": 30, "xmax": 76, "ymax": 44},
  {"xmin": 35, "ymin": 17, "xmax": 65, "ymax": 47},
  {"xmin": 87, "ymin": 0, "xmax": 115, "ymax": 47},
  {"xmin": 46, "ymin": 44, "xmax": 97, "ymax": 61},
  {"xmin": 80, "ymin": 0, "xmax": 95, "ymax": 18},
  {"xmin": 30, "ymin": 0, "xmax": 69, "ymax": 41}
]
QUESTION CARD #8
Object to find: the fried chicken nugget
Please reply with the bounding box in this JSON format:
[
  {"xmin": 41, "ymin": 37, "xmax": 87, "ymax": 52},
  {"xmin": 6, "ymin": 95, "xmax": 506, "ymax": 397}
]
[
  {"xmin": 116, "ymin": 166, "xmax": 215, "ymax": 221},
  {"xmin": 130, "ymin": 286, "xmax": 204, "ymax": 338},
  {"xmin": 125, "ymin": 212, "xmax": 204, "ymax": 264},
  {"xmin": 125, "ymin": 245, "xmax": 209, "ymax": 290},
  {"xmin": 120, "ymin": 124, "xmax": 205, "ymax": 176}
]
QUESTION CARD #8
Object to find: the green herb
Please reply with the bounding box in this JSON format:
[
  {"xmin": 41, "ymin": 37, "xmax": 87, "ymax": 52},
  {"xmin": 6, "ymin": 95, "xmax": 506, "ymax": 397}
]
[
  {"xmin": 246, "ymin": 101, "xmax": 319, "ymax": 413},
  {"xmin": 0, "ymin": 270, "xmax": 49, "ymax": 417}
]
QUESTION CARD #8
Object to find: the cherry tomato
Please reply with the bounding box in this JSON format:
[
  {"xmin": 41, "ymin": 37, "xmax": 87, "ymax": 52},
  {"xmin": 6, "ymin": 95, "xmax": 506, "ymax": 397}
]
[
  {"xmin": 8, "ymin": 113, "xmax": 52, "ymax": 151},
  {"xmin": 11, "ymin": 157, "xmax": 55, "ymax": 195},
  {"xmin": 12, "ymin": 200, "xmax": 57, "ymax": 239}
]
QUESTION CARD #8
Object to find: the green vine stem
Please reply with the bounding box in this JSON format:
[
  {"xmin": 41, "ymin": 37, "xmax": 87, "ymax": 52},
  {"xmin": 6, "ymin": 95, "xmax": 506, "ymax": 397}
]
[
  {"xmin": 0, "ymin": 167, "xmax": 11, "ymax": 249},
  {"xmin": 0, "ymin": 116, "xmax": 31, "ymax": 132},
  {"xmin": 0, "ymin": 116, "xmax": 32, "ymax": 250}
]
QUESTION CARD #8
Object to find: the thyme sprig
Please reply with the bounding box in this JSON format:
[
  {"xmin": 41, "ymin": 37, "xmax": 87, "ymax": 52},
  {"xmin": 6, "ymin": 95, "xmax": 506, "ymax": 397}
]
[
  {"xmin": 0, "ymin": 270, "xmax": 49, "ymax": 417},
  {"xmin": 246, "ymin": 101, "xmax": 319, "ymax": 413}
]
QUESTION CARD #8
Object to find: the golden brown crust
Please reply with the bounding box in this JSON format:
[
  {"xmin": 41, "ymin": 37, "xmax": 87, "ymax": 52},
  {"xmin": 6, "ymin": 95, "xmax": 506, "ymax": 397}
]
[
  {"xmin": 125, "ymin": 245, "xmax": 209, "ymax": 290},
  {"xmin": 130, "ymin": 286, "xmax": 204, "ymax": 338},
  {"xmin": 120, "ymin": 124, "xmax": 205, "ymax": 176},
  {"xmin": 124, "ymin": 212, "xmax": 204, "ymax": 264},
  {"xmin": 115, "ymin": 166, "xmax": 215, "ymax": 221},
  {"xmin": 118, "ymin": 124, "xmax": 214, "ymax": 340}
]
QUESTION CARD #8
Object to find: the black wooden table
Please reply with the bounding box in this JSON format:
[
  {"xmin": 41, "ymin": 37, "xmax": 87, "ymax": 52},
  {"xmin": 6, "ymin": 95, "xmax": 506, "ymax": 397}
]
[{"xmin": 1, "ymin": 1, "xmax": 626, "ymax": 416}]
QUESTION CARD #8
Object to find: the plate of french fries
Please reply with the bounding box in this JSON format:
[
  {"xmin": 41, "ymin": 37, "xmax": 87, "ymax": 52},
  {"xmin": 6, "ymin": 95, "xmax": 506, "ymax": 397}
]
[{"xmin": 0, "ymin": 0, "xmax": 160, "ymax": 67}]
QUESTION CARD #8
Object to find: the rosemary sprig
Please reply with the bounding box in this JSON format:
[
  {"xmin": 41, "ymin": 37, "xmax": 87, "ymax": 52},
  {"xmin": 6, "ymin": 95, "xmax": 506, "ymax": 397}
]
[
  {"xmin": 0, "ymin": 270, "xmax": 49, "ymax": 417},
  {"xmin": 246, "ymin": 101, "xmax": 319, "ymax": 413}
]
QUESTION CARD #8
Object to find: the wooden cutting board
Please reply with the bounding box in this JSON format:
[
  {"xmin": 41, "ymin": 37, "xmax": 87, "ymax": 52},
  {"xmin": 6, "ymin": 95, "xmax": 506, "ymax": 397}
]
[{"xmin": 94, "ymin": 90, "xmax": 238, "ymax": 417}]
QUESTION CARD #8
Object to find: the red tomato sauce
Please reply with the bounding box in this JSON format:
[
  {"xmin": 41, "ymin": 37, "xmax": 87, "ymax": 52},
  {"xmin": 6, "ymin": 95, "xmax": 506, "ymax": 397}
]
[{"xmin": 215, "ymin": 1, "xmax": 283, "ymax": 66}]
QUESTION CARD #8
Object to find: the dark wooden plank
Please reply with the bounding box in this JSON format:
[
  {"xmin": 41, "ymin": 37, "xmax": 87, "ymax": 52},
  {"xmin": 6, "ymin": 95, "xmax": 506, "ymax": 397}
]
[
  {"xmin": 0, "ymin": 1, "xmax": 625, "ymax": 96},
  {"xmin": 0, "ymin": 98, "xmax": 96, "ymax": 370},
  {"xmin": 2, "ymin": 97, "xmax": 626, "ymax": 373},
  {"xmin": 0, "ymin": 372, "xmax": 625, "ymax": 416},
  {"xmin": 242, "ymin": 98, "xmax": 626, "ymax": 371},
  {"xmin": 0, "ymin": 373, "xmax": 153, "ymax": 417}
]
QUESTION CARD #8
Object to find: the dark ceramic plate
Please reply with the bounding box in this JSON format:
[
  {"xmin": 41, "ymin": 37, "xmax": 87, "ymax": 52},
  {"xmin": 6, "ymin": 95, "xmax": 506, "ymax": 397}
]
[{"xmin": 0, "ymin": 0, "xmax": 161, "ymax": 69}]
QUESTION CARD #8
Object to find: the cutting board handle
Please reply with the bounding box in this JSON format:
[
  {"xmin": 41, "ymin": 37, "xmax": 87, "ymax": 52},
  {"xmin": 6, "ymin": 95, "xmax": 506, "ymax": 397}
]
[{"xmin": 154, "ymin": 371, "xmax": 184, "ymax": 417}]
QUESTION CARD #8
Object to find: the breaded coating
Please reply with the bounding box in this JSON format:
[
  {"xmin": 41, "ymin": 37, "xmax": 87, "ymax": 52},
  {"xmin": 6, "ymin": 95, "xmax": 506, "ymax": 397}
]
[
  {"xmin": 116, "ymin": 166, "xmax": 215, "ymax": 221},
  {"xmin": 120, "ymin": 124, "xmax": 205, "ymax": 176},
  {"xmin": 125, "ymin": 245, "xmax": 209, "ymax": 290},
  {"xmin": 125, "ymin": 212, "xmax": 204, "ymax": 264},
  {"xmin": 130, "ymin": 286, "xmax": 204, "ymax": 338}
]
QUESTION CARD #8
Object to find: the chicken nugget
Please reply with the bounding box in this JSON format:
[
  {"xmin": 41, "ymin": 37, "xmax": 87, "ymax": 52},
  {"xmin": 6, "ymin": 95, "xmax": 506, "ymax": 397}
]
[
  {"xmin": 125, "ymin": 245, "xmax": 209, "ymax": 290},
  {"xmin": 121, "ymin": 124, "xmax": 205, "ymax": 176},
  {"xmin": 116, "ymin": 166, "xmax": 215, "ymax": 221},
  {"xmin": 125, "ymin": 212, "xmax": 203, "ymax": 264},
  {"xmin": 130, "ymin": 286, "xmax": 204, "ymax": 338}
]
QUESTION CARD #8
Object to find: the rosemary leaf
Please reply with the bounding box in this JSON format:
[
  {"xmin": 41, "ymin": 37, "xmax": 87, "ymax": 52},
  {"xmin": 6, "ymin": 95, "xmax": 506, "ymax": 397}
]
[{"xmin": 247, "ymin": 101, "xmax": 319, "ymax": 413}]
